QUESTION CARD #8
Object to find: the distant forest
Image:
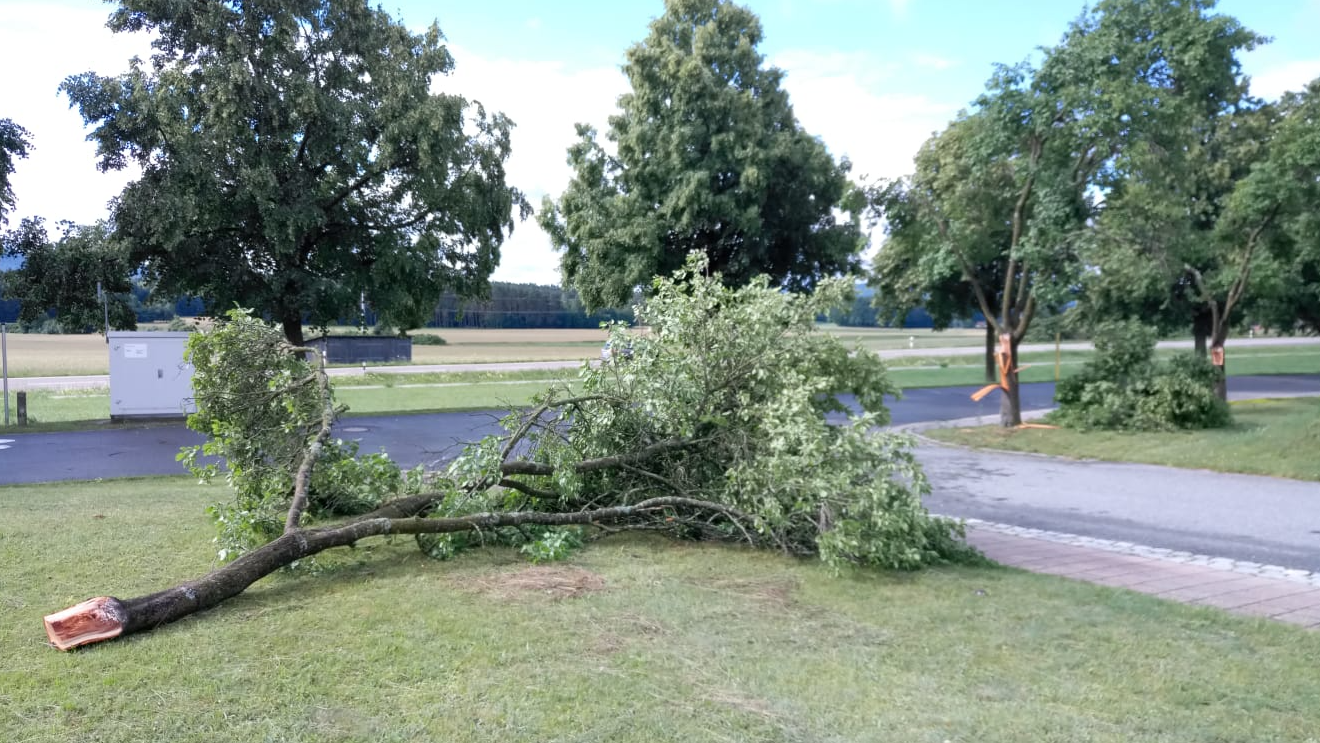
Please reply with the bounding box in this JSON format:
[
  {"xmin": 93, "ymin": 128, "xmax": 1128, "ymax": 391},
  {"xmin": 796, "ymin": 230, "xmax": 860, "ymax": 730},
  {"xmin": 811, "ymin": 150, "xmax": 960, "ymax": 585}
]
[
  {"xmin": 0, "ymin": 274, "xmax": 961, "ymax": 331},
  {"xmin": 0, "ymin": 279, "xmax": 634, "ymax": 331}
]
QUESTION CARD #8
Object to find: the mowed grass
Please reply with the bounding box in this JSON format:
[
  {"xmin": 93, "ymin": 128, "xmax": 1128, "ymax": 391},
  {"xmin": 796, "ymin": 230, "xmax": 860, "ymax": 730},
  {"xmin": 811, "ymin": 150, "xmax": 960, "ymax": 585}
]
[
  {"xmin": 4, "ymin": 327, "xmax": 1317, "ymax": 376},
  {"xmin": 0, "ymin": 371, "xmax": 567, "ymax": 432},
  {"xmin": 887, "ymin": 345, "xmax": 1320, "ymax": 388},
  {"xmin": 4, "ymin": 345, "xmax": 1314, "ymax": 431},
  {"xmin": 926, "ymin": 397, "xmax": 1320, "ymax": 481},
  {"xmin": 3, "ymin": 477, "xmax": 1318, "ymax": 742}
]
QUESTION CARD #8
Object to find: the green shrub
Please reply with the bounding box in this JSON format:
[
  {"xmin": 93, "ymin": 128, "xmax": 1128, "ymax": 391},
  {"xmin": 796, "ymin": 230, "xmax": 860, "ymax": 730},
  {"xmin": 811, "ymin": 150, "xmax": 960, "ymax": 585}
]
[
  {"xmin": 1053, "ymin": 320, "xmax": 1229, "ymax": 431},
  {"xmin": 408, "ymin": 333, "xmax": 447, "ymax": 345},
  {"xmin": 179, "ymin": 309, "xmax": 426, "ymax": 560}
]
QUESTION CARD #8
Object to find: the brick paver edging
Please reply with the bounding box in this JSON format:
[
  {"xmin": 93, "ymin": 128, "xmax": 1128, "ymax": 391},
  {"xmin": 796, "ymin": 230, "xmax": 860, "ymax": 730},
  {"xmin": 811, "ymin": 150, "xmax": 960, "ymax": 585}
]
[
  {"xmin": 962, "ymin": 520, "xmax": 1320, "ymax": 629},
  {"xmin": 962, "ymin": 517, "xmax": 1320, "ymax": 587}
]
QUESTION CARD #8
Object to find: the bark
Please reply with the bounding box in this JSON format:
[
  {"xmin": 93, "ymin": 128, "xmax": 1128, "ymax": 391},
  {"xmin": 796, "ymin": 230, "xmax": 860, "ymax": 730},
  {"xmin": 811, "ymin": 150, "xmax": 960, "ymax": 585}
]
[
  {"xmin": 44, "ymin": 495, "xmax": 747, "ymax": 651},
  {"xmin": 984, "ymin": 324, "xmax": 996, "ymax": 383},
  {"xmin": 1211, "ymin": 325, "xmax": 1229, "ymax": 402},
  {"xmin": 998, "ymin": 335, "xmax": 1022, "ymax": 427},
  {"xmin": 280, "ymin": 312, "xmax": 305, "ymax": 348},
  {"xmin": 1192, "ymin": 310, "xmax": 1212, "ymax": 357}
]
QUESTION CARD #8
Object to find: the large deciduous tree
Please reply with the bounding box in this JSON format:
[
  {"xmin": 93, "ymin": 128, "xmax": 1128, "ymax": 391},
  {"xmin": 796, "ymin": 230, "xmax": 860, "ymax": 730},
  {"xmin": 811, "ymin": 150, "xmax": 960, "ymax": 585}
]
[
  {"xmin": 539, "ymin": 0, "xmax": 862, "ymax": 311},
  {"xmin": 870, "ymin": 0, "xmax": 1261, "ymax": 424},
  {"xmin": 0, "ymin": 218, "xmax": 137, "ymax": 333},
  {"xmin": 1212, "ymin": 79, "xmax": 1320, "ymax": 369},
  {"xmin": 861, "ymin": 128, "xmax": 1011, "ymax": 384},
  {"xmin": 62, "ymin": 0, "xmax": 529, "ymax": 346},
  {"xmin": 0, "ymin": 118, "xmax": 32, "ymax": 226},
  {"xmin": 1079, "ymin": 2, "xmax": 1265, "ymax": 399}
]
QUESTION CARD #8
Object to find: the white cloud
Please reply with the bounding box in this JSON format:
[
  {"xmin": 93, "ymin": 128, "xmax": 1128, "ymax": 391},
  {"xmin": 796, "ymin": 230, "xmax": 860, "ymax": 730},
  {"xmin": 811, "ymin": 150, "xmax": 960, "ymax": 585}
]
[
  {"xmin": 436, "ymin": 46, "xmax": 627, "ymax": 284},
  {"xmin": 774, "ymin": 50, "xmax": 958, "ymax": 182},
  {"xmin": 0, "ymin": 3, "xmax": 151, "ymax": 228},
  {"xmin": 775, "ymin": 50, "xmax": 959, "ymax": 266},
  {"xmin": 1249, "ymin": 59, "xmax": 1320, "ymax": 101},
  {"xmin": 913, "ymin": 53, "xmax": 958, "ymax": 71},
  {"xmin": 2, "ymin": 6, "xmax": 960, "ymax": 287}
]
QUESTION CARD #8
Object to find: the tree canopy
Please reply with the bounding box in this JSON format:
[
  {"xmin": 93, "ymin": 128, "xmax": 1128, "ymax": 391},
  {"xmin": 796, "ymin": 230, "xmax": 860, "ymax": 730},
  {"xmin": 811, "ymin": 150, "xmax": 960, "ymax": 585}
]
[
  {"xmin": 1078, "ymin": 0, "xmax": 1266, "ymax": 362},
  {"xmin": 539, "ymin": 0, "xmax": 862, "ymax": 311},
  {"xmin": 0, "ymin": 218, "xmax": 137, "ymax": 333},
  {"xmin": 1224, "ymin": 79, "xmax": 1320, "ymax": 337},
  {"xmin": 0, "ymin": 118, "xmax": 32, "ymax": 227},
  {"xmin": 61, "ymin": 0, "xmax": 529, "ymax": 345},
  {"xmin": 867, "ymin": 0, "xmax": 1263, "ymax": 423}
]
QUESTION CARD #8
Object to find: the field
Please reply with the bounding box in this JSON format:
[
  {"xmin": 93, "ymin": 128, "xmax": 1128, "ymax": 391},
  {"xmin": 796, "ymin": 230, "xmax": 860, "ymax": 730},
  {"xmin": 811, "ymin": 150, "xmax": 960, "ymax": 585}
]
[
  {"xmin": 4, "ymin": 476, "xmax": 1319, "ymax": 742},
  {"xmin": 2, "ymin": 336, "xmax": 1316, "ymax": 432},
  {"xmin": 6, "ymin": 326, "xmax": 1314, "ymax": 377},
  {"xmin": 924, "ymin": 397, "xmax": 1320, "ymax": 481}
]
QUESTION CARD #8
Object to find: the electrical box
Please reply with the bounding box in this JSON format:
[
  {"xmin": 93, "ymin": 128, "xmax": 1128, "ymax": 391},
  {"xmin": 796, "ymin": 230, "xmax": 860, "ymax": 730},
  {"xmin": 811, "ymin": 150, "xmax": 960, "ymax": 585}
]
[{"xmin": 108, "ymin": 332, "xmax": 196, "ymax": 420}]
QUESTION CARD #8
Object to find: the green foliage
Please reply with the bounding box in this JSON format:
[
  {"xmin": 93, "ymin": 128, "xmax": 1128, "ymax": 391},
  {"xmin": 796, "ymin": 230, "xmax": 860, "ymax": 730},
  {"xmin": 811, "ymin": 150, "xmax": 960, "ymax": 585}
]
[
  {"xmin": 0, "ymin": 218, "xmax": 137, "ymax": 333},
  {"xmin": 867, "ymin": 0, "xmax": 1264, "ymax": 422},
  {"xmin": 540, "ymin": 0, "xmax": 862, "ymax": 312},
  {"xmin": 62, "ymin": 0, "xmax": 529, "ymax": 344},
  {"xmin": 450, "ymin": 252, "xmax": 975, "ymax": 571},
  {"xmin": 0, "ymin": 118, "xmax": 31, "ymax": 226},
  {"xmin": 180, "ymin": 258, "xmax": 974, "ymax": 572},
  {"xmin": 408, "ymin": 333, "xmax": 447, "ymax": 346},
  {"xmin": 1236, "ymin": 79, "xmax": 1320, "ymax": 335},
  {"xmin": 180, "ymin": 309, "xmax": 424, "ymax": 559},
  {"xmin": 1053, "ymin": 320, "xmax": 1230, "ymax": 431},
  {"xmin": 165, "ymin": 316, "xmax": 196, "ymax": 332}
]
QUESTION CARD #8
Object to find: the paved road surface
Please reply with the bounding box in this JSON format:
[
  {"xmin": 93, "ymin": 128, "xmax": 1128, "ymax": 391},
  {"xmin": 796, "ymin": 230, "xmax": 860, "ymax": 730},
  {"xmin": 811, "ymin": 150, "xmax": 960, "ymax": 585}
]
[
  {"xmin": 920, "ymin": 446, "xmax": 1320, "ymax": 573},
  {"xmin": 0, "ymin": 381, "xmax": 1067, "ymax": 484},
  {"xmin": 3, "ymin": 374, "xmax": 1317, "ymax": 572}
]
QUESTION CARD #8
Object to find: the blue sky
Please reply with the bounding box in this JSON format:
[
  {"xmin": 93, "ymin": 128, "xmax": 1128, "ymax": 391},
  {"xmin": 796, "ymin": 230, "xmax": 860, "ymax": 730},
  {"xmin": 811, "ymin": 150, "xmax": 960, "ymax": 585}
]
[{"xmin": 3, "ymin": 0, "xmax": 1318, "ymax": 284}]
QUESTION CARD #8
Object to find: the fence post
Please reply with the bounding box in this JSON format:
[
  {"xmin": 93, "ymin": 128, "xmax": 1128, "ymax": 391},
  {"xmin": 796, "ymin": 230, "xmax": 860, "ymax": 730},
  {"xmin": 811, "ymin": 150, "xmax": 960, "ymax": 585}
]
[
  {"xmin": 2, "ymin": 322, "xmax": 8, "ymax": 426},
  {"xmin": 17, "ymin": 390, "xmax": 27, "ymax": 426}
]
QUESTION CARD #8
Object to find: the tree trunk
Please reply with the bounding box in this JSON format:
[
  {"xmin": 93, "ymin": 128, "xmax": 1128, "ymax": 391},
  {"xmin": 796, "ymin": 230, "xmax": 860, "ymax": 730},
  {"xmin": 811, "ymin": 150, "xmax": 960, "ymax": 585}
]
[
  {"xmin": 281, "ymin": 313, "xmax": 305, "ymax": 347},
  {"xmin": 984, "ymin": 324, "xmax": 996, "ymax": 383},
  {"xmin": 998, "ymin": 334, "xmax": 1021, "ymax": 427},
  {"xmin": 1210, "ymin": 323, "xmax": 1228, "ymax": 402},
  {"xmin": 43, "ymin": 493, "xmax": 741, "ymax": 651},
  {"xmin": 1193, "ymin": 310, "xmax": 1212, "ymax": 357}
]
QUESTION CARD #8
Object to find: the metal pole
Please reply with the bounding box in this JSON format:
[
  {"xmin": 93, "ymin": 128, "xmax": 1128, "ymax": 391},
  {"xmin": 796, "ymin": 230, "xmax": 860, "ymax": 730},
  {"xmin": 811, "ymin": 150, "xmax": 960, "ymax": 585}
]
[
  {"xmin": 2, "ymin": 322, "xmax": 9, "ymax": 426},
  {"xmin": 1055, "ymin": 331, "xmax": 1061, "ymax": 381},
  {"xmin": 99, "ymin": 281, "xmax": 110, "ymax": 343}
]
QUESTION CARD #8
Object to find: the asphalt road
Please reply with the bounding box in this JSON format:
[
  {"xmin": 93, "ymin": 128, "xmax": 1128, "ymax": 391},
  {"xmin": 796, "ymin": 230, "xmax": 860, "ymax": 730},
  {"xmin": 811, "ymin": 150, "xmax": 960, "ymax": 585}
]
[
  {"xmin": 3, "ymin": 374, "xmax": 1317, "ymax": 571},
  {"xmin": 919, "ymin": 445, "xmax": 1320, "ymax": 572},
  {"xmin": 0, "ymin": 381, "xmax": 1066, "ymax": 484}
]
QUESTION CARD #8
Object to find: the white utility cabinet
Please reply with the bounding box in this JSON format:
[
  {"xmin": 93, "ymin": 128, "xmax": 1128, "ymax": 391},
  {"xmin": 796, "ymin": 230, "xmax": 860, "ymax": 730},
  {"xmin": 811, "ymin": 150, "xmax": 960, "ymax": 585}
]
[{"xmin": 108, "ymin": 331, "xmax": 196, "ymax": 420}]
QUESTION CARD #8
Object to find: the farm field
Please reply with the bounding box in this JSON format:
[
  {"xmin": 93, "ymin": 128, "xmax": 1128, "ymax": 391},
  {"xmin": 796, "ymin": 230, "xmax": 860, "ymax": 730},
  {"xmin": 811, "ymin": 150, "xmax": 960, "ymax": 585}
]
[
  {"xmin": 1, "ymin": 327, "xmax": 1314, "ymax": 378},
  {"xmin": 4, "ymin": 476, "xmax": 1318, "ymax": 742}
]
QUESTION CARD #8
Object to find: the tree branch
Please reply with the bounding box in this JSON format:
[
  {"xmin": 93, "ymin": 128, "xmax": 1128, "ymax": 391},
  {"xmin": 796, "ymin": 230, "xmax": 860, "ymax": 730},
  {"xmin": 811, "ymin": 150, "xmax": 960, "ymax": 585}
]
[
  {"xmin": 43, "ymin": 495, "xmax": 749, "ymax": 650},
  {"xmin": 283, "ymin": 347, "xmax": 333, "ymax": 534}
]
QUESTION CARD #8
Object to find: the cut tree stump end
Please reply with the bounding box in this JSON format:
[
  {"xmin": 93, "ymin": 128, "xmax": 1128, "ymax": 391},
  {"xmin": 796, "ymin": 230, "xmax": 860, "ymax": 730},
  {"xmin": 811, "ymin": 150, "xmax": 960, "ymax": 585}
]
[{"xmin": 44, "ymin": 597, "xmax": 127, "ymax": 651}]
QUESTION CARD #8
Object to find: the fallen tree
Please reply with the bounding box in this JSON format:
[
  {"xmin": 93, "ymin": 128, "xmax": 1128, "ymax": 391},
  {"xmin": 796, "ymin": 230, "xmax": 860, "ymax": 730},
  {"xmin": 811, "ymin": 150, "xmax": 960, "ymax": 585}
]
[{"xmin": 45, "ymin": 253, "xmax": 977, "ymax": 650}]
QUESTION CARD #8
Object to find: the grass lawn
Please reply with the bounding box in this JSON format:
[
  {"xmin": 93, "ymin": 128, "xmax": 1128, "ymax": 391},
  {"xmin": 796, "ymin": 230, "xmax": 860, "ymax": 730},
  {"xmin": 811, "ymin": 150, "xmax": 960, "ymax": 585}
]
[
  {"xmin": 1, "ymin": 370, "xmax": 571, "ymax": 432},
  {"xmin": 925, "ymin": 397, "xmax": 1320, "ymax": 481},
  {"xmin": 3, "ymin": 477, "xmax": 1318, "ymax": 742},
  {"xmin": 887, "ymin": 345, "xmax": 1319, "ymax": 389}
]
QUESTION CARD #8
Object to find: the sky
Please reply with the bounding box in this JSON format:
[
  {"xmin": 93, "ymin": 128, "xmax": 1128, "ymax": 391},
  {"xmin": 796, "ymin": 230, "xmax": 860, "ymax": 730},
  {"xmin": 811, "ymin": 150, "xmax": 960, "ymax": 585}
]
[{"xmin": 2, "ymin": 0, "xmax": 1318, "ymax": 285}]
